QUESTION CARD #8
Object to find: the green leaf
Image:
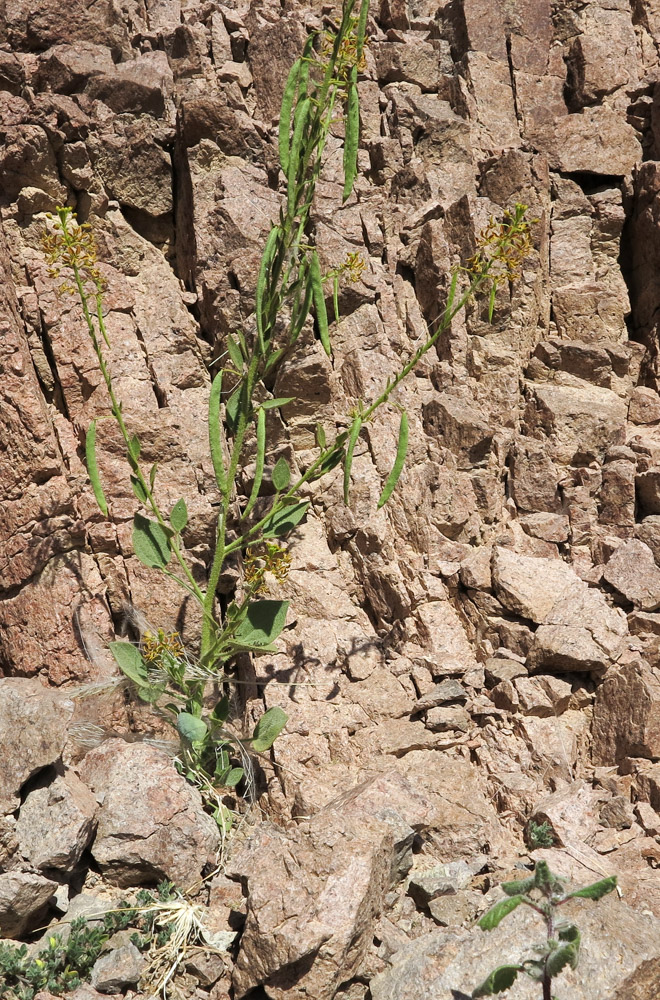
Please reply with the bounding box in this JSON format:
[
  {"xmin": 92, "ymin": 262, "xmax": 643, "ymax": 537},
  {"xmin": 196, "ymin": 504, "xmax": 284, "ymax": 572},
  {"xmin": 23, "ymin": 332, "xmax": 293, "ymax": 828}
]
[
  {"xmin": 279, "ymin": 57, "xmax": 302, "ymax": 174},
  {"xmin": 546, "ymin": 938, "xmax": 580, "ymax": 978},
  {"xmin": 343, "ymin": 415, "xmax": 362, "ymax": 504},
  {"xmin": 488, "ymin": 282, "xmax": 497, "ymax": 322},
  {"xmin": 315, "ymin": 422, "xmax": 327, "ymax": 449},
  {"xmin": 472, "ymin": 965, "xmax": 522, "ymax": 998},
  {"xmin": 223, "ymin": 767, "xmax": 244, "ymax": 788},
  {"xmin": 252, "ymin": 706, "xmax": 288, "ymax": 752},
  {"xmin": 262, "ymin": 500, "xmax": 309, "ymax": 537},
  {"xmin": 566, "ymin": 876, "xmax": 617, "ymax": 902},
  {"xmin": 261, "ymin": 397, "xmax": 294, "ymax": 410},
  {"xmin": 333, "ymin": 273, "xmax": 340, "ymax": 325},
  {"xmin": 243, "ymin": 406, "xmax": 266, "ymax": 519},
  {"xmin": 170, "ymin": 498, "xmax": 188, "ymax": 533},
  {"xmin": 272, "ymin": 456, "xmax": 291, "ymax": 491},
  {"xmin": 557, "ymin": 923, "xmax": 580, "ymax": 943},
  {"xmin": 342, "ymin": 64, "xmax": 359, "ymax": 202},
  {"xmin": 377, "ymin": 410, "xmax": 409, "ymax": 508},
  {"xmin": 234, "ymin": 600, "xmax": 289, "ymax": 649},
  {"xmin": 149, "ymin": 462, "xmax": 158, "ymax": 491},
  {"xmin": 477, "ymin": 895, "xmax": 524, "ymax": 931},
  {"xmin": 176, "ymin": 712, "xmax": 208, "ymax": 743},
  {"xmin": 128, "ymin": 433, "xmax": 141, "ymax": 461},
  {"xmin": 130, "ymin": 475, "xmax": 148, "ymax": 503},
  {"xmin": 208, "ymin": 370, "xmax": 227, "ymax": 493},
  {"xmin": 212, "ymin": 695, "xmax": 229, "ymax": 724},
  {"xmin": 109, "ymin": 641, "xmax": 149, "ymax": 687},
  {"xmin": 227, "ymin": 335, "xmax": 244, "ymax": 371},
  {"xmin": 500, "ymin": 875, "xmax": 536, "ymax": 897},
  {"xmin": 310, "ymin": 249, "xmax": 331, "ymax": 356},
  {"xmin": 255, "ymin": 225, "xmax": 280, "ymax": 350},
  {"xmin": 132, "ymin": 513, "xmax": 172, "ymax": 569},
  {"xmin": 85, "ymin": 419, "xmax": 108, "ymax": 515}
]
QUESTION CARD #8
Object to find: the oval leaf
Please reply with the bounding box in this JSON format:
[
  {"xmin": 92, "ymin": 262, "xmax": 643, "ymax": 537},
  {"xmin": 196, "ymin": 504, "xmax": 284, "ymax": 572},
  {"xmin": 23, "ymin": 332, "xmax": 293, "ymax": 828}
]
[
  {"xmin": 85, "ymin": 419, "xmax": 108, "ymax": 515},
  {"xmin": 567, "ymin": 876, "xmax": 617, "ymax": 902},
  {"xmin": 130, "ymin": 475, "xmax": 148, "ymax": 503},
  {"xmin": 170, "ymin": 498, "xmax": 188, "ymax": 533},
  {"xmin": 176, "ymin": 712, "xmax": 208, "ymax": 743},
  {"xmin": 262, "ymin": 500, "xmax": 309, "ymax": 538},
  {"xmin": 235, "ymin": 600, "xmax": 290, "ymax": 649},
  {"xmin": 477, "ymin": 895, "xmax": 524, "ymax": 931},
  {"xmin": 223, "ymin": 767, "xmax": 244, "ymax": 788},
  {"xmin": 252, "ymin": 706, "xmax": 288, "ymax": 752},
  {"xmin": 272, "ymin": 456, "xmax": 291, "ymax": 492},
  {"xmin": 377, "ymin": 410, "xmax": 409, "ymax": 508},
  {"xmin": 133, "ymin": 513, "xmax": 172, "ymax": 569},
  {"xmin": 472, "ymin": 965, "xmax": 522, "ymax": 998},
  {"xmin": 109, "ymin": 641, "xmax": 149, "ymax": 687}
]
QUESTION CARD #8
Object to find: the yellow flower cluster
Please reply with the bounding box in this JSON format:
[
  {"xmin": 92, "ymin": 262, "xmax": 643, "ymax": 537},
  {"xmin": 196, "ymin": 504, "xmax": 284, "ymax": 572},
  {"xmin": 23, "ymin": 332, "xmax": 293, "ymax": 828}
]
[
  {"xmin": 244, "ymin": 542, "xmax": 292, "ymax": 594},
  {"xmin": 41, "ymin": 206, "xmax": 104, "ymax": 297},
  {"xmin": 142, "ymin": 629, "xmax": 184, "ymax": 664}
]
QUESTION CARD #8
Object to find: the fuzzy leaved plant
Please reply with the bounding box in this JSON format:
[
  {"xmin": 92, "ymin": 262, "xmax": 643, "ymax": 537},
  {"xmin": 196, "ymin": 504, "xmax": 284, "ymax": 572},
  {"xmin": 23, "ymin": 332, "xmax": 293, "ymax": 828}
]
[{"xmin": 472, "ymin": 861, "xmax": 617, "ymax": 1000}]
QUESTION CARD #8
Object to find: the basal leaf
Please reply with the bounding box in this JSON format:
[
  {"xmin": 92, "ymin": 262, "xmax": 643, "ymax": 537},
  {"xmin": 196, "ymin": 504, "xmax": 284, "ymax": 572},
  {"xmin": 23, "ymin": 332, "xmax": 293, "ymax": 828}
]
[
  {"xmin": 252, "ymin": 706, "xmax": 288, "ymax": 752},
  {"xmin": 377, "ymin": 410, "xmax": 409, "ymax": 508},
  {"xmin": 176, "ymin": 712, "xmax": 208, "ymax": 743},
  {"xmin": 234, "ymin": 600, "xmax": 289, "ymax": 648},
  {"xmin": 262, "ymin": 500, "xmax": 309, "ymax": 537},
  {"xmin": 85, "ymin": 418, "xmax": 108, "ymax": 515},
  {"xmin": 170, "ymin": 498, "xmax": 188, "ymax": 533},
  {"xmin": 477, "ymin": 895, "xmax": 524, "ymax": 931},
  {"xmin": 272, "ymin": 455, "xmax": 291, "ymax": 492},
  {"xmin": 133, "ymin": 513, "xmax": 172, "ymax": 569},
  {"xmin": 109, "ymin": 641, "xmax": 149, "ymax": 687},
  {"xmin": 472, "ymin": 965, "xmax": 522, "ymax": 998}
]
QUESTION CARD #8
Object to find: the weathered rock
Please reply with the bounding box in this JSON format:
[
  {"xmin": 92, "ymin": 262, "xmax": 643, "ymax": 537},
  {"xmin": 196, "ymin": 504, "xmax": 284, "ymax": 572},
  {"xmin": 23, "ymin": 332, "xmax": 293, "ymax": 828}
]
[
  {"xmin": 16, "ymin": 770, "xmax": 97, "ymax": 871},
  {"xmin": 231, "ymin": 770, "xmax": 433, "ymax": 1000},
  {"xmin": 78, "ymin": 740, "xmax": 220, "ymax": 887},
  {"xmin": 550, "ymin": 108, "xmax": 641, "ymax": 175},
  {"xmin": 603, "ymin": 539, "xmax": 660, "ymax": 610},
  {"xmin": 530, "ymin": 782, "xmax": 605, "ymax": 847},
  {"xmin": 629, "ymin": 386, "xmax": 660, "ymax": 425},
  {"xmin": 0, "ymin": 678, "xmax": 73, "ymax": 815},
  {"xmin": 407, "ymin": 862, "xmax": 472, "ymax": 907},
  {"xmin": 592, "ymin": 659, "xmax": 660, "ymax": 762},
  {"xmin": 0, "ymin": 872, "xmax": 57, "ymax": 937},
  {"xmin": 90, "ymin": 943, "xmax": 146, "ymax": 993}
]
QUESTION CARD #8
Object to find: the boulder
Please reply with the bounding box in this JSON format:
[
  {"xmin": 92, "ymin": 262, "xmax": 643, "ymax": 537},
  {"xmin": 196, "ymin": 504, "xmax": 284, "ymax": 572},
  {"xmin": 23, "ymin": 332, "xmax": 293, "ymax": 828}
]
[
  {"xmin": 603, "ymin": 539, "xmax": 660, "ymax": 610},
  {"xmin": 16, "ymin": 770, "xmax": 97, "ymax": 872}
]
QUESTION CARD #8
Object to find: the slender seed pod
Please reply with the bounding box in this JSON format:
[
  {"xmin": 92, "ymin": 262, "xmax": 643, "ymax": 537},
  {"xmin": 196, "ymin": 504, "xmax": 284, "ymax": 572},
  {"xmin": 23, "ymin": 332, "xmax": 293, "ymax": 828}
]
[
  {"xmin": 255, "ymin": 225, "xmax": 281, "ymax": 350},
  {"xmin": 377, "ymin": 411, "xmax": 409, "ymax": 508},
  {"xmin": 243, "ymin": 407, "xmax": 266, "ymax": 518},
  {"xmin": 85, "ymin": 419, "xmax": 108, "ymax": 515},
  {"xmin": 278, "ymin": 58, "xmax": 302, "ymax": 174},
  {"xmin": 208, "ymin": 371, "xmax": 227, "ymax": 493},
  {"xmin": 342, "ymin": 65, "xmax": 359, "ymax": 203},
  {"xmin": 310, "ymin": 249, "xmax": 331, "ymax": 355},
  {"xmin": 287, "ymin": 98, "xmax": 311, "ymax": 217},
  {"xmin": 343, "ymin": 415, "xmax": 362, "ymax": 504}
]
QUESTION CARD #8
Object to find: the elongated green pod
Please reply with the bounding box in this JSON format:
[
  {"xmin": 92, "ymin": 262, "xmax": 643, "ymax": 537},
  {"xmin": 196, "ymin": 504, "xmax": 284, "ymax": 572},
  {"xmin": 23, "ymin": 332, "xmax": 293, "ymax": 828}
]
[
  {"xmin": 208, "ymin": 371, "xmax": 227, "ymax": 494},
  {"xmin": 377, "ymin": 410, "xmax": 409, "ymax": 508},
  {"xmin": 342, "ymin": 65, "xmax": 359, "ymax": 203},
  {"xmin": 310, "ymin": 249, "xmax": 331, "ymax": 355},
  {"xmin": 256, "ymin": 225, "xmax": 281, "ymax": 350},
  {"xmin": 343, "ymin": 415, "xmax": 362, "ymax": 504},
  {"xmin": 243, "ymin": 406, "xmax": 266, "ymax": 519},
  {"xmin": 279, "ymin": 58, "xmax": 302, "ymax": 174},
  {"xmin": 287, "ymin": 98, "xmax": 311, "ymax": 217},
  {"xmin": 290, "ymin": 258, "xmax": 314, "ymax": 344},
  {"xmin": 85, "ymin": 418, "xmax": 108, "ymax": 515},
  {"xmin": 356, "ymin": 0, "xmax": 370, "ymax": 60}
]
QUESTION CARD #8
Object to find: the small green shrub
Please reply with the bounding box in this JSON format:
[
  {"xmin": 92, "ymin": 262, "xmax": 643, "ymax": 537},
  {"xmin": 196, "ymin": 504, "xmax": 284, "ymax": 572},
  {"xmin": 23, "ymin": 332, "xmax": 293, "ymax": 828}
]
[
  {"xmin": 0, "ymin": 884, "xmax": 174, "ymax": 1000},
  {"xmin": 472, "ymin": 861, "xmax": 617, "ymax": 999},
  {"xmin": 526, "ymin": 820, "xmax": 555, "ymax": 850}
]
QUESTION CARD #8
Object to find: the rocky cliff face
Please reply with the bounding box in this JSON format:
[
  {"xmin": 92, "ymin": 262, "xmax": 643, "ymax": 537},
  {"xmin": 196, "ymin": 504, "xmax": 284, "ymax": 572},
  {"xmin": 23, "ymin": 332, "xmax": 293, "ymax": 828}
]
[{"xmin": 2, "ymin": 1, "xmax": 660, "ymax": 998}]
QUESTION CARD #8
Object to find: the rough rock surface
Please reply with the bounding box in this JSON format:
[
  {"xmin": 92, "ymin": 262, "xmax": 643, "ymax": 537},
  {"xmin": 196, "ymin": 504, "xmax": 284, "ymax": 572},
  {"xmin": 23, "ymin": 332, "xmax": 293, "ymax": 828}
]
[{"xmin": 2, "ymin": 0, "xmax": 660, "ymax": 995}]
